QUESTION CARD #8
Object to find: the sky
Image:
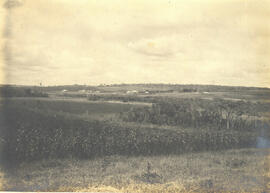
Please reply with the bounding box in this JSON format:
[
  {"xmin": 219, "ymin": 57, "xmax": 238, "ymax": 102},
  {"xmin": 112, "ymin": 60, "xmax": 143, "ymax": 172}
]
[{"xmin": 1, "ymin": 0, "xmax": 270, "ymax": 87}]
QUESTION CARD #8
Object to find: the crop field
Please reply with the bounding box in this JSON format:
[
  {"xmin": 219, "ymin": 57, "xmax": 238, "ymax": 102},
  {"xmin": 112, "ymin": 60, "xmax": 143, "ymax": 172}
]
[
  {"xmin": 0, "ymin": 100, "xmax": 259, "ymax": 163},
  {"xmin": 0, "ymin": 84, "xmax": 270, "ymax": 192}
]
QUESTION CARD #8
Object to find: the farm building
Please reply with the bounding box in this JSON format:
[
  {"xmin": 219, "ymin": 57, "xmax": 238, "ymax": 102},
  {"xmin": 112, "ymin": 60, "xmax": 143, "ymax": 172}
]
[{"xmin": 126, "ymin": 90, "xmax": 138, "ymax": 94}]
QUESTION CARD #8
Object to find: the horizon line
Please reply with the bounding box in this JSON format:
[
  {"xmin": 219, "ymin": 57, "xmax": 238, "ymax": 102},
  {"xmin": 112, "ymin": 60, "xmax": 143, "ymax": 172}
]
[{"xmin": 1, "ymin": 83, "xmax": 270, "ymax": 89}]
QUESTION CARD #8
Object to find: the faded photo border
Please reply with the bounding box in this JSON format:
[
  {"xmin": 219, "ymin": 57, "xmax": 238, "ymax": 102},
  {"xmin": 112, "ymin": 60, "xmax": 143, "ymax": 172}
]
[{"xmin": 0, "ymin": 0, "xmax": 270, "ymax": 192}]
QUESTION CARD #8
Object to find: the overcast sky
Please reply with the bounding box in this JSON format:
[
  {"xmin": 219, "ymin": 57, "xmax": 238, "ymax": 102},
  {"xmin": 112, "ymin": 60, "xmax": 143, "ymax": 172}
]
[{"xmin": 1, "ymin": 0, "xmax": 270, "ymax": 87}]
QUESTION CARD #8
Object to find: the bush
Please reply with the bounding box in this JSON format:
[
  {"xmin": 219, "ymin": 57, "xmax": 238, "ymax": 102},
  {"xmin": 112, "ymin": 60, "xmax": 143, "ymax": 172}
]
[{"xmin": 120, "ymin": 98, "xmax": 265, "ymax": 131}]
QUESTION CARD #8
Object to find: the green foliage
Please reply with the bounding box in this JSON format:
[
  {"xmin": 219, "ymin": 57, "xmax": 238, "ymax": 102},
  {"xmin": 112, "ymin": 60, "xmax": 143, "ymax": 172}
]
[
  {"xmin": 120, "ymin": 98, "xmax": 266, "ymax": 131},
  {"xmin": 0, "ymin": 103, "xmax": 258, "ymax": 166}
]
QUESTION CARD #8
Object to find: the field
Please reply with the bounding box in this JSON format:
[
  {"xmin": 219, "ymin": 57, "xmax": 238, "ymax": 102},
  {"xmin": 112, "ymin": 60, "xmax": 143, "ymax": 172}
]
[
  {"xmin": 3, "ymin": 97, "xmax": 148, "ymax": 121},
  {"xmin": 1, "ymin": 148, "xmax": 270, "ymax": 192},
  {"xmin": 0, "ymin": 84, "xmax": 270, "ymax": 192}
]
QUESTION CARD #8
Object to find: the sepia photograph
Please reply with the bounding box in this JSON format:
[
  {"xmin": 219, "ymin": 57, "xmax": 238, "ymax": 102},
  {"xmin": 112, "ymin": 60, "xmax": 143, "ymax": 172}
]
[{"xmin": 0, "ymin": 0, "xmax": 270, "ymax": 192}]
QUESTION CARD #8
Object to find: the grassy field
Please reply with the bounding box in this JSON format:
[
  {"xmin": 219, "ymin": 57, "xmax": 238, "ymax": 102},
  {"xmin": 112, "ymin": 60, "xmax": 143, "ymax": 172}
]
[
  {"xmin": 1, "ymin": 84, "xmax": 270, "ymax": 192},
  {"xmin": 4, "ymin": 97, "xmax": 149, "ymax": 114},
  {"xmin": 1, "ymin": 148, "xmax": 269, "ymax": 192}
]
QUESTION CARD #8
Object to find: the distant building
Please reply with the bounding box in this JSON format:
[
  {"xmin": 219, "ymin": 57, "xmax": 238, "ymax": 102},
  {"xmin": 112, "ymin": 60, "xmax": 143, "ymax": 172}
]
[
  {"xmin": 126, "ymin": 90, "xmax": 138, "ymax": 94},
  {"xmin": 79, "ymin": 89, "xmax": 86, "ymax": 93},
  {"xmin": 62, "ymin": 89, "xmax": 68, "ymax": 93}
]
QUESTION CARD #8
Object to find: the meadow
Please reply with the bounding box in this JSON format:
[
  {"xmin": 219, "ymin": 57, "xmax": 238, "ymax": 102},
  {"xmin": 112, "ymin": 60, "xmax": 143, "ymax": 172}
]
[
  {"xmin": 1, "ymin": 148, "xmax": 269, "ymax": 192},
  {"xmin": 0, "ymin": 84, "xmax": 270, "ymax": 192}
]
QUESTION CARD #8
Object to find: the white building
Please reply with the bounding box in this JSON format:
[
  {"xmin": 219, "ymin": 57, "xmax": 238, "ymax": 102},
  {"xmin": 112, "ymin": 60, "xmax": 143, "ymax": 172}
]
[{"xmin": 126, "ymin": 90, "xmax": 138, "ymax": 94}]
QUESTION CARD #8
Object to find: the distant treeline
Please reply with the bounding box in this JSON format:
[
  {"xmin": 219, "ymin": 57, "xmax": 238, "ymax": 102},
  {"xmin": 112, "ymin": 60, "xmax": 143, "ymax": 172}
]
[
  {"xmin": 6, "ymin": 83, "xmax": 269, "ymax": 93},
  {"xmin": 0, "ymin": 85, "xmax": 48, "ymax": 97},
  {"xmin": 99, "ymin": 83, "xmax": 270, "ymax": 92}
]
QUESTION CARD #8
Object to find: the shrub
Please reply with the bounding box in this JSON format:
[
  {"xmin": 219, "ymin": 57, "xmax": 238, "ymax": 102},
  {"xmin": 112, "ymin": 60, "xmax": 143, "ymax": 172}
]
[{"xmin": 120, "ymin": 98, "xmax": 265, "ymax": 131}]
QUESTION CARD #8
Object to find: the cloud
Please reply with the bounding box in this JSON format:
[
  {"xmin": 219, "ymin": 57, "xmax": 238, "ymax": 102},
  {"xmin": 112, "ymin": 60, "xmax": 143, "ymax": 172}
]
[
  {"xmin": 2, "ymin": 0, "xmax": 270, "ymax": 87},
  {"xmin": 128, "ymin": 35, "xmax": 184, "ymax": 58},
  {"xmin": 3, "ymin": 0, "xmax": 23, "ymax": 9}
]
